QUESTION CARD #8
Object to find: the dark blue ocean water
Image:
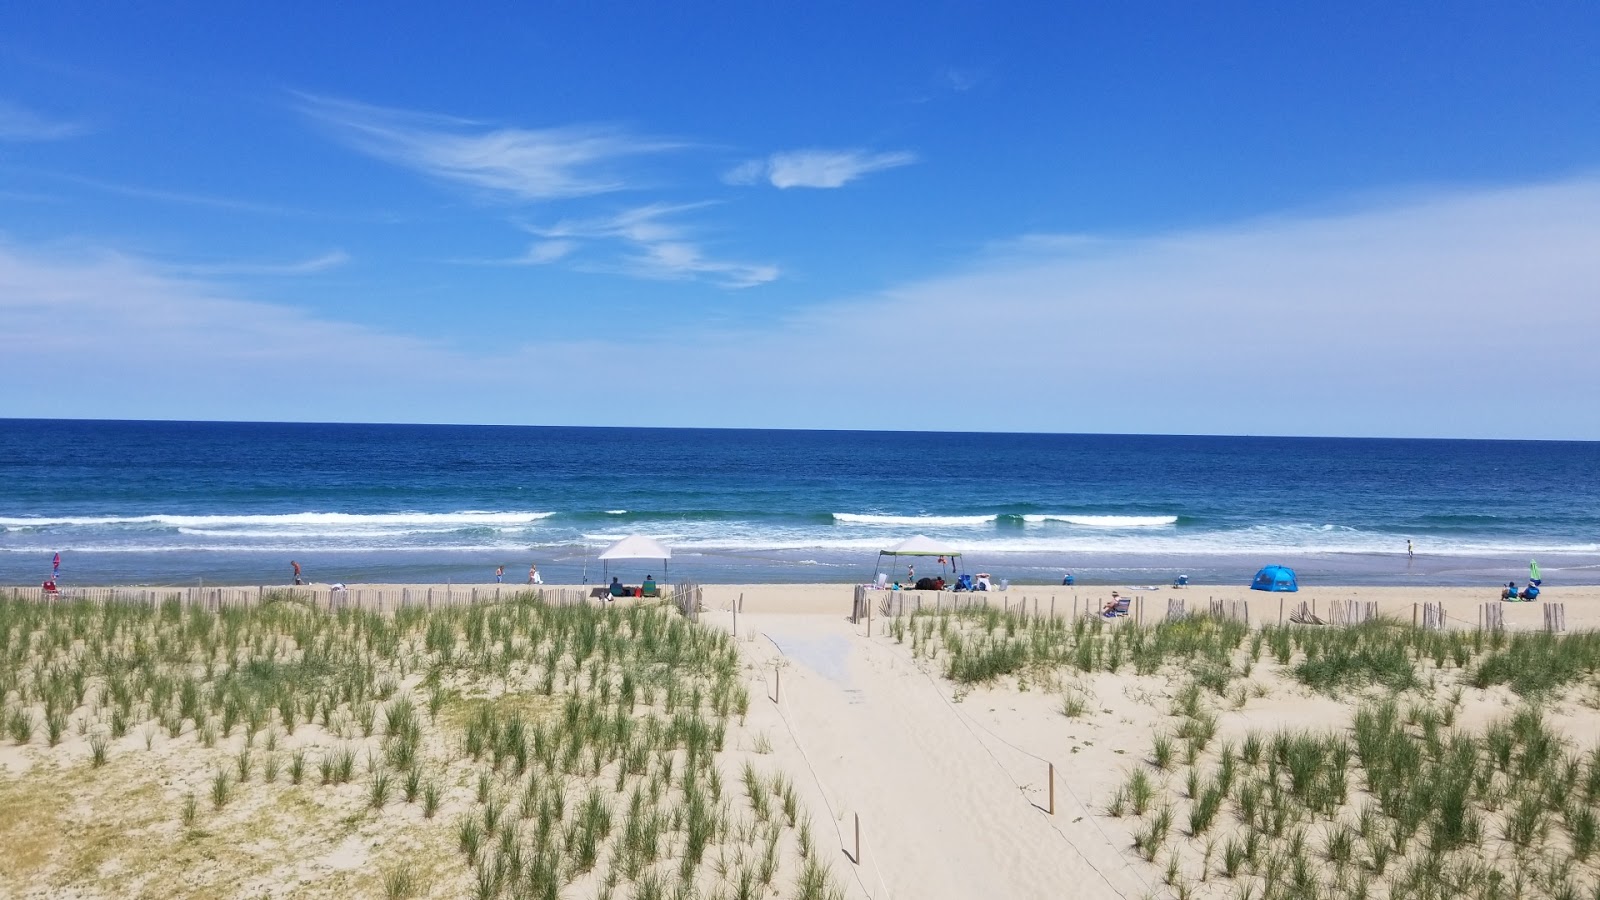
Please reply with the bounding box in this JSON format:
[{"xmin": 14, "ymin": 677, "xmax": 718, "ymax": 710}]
[{"xmin": 2, "ymin": 419, "xmax": 1597, "ymax": 587}]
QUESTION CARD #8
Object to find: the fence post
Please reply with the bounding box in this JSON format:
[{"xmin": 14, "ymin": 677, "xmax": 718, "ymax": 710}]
[{"xmin": 1048, "ymin": 762, "xmax": 1055, "ymax": 815}]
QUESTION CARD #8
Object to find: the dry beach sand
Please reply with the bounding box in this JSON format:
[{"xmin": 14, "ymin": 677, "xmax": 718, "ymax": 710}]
[{"xmin": 3, "ymin": 581, "xmax": 1599, "ymax": 899}]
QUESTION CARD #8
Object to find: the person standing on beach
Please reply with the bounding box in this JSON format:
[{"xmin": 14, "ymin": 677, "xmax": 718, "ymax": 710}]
[
  {"xmin": 496, "ymin": 565, "xmax": 504, "ymax": 583},
  {"xmin": 291, "ymin": 560, "xmax": 302, "ymax": 585},
  {"xmin": 1407, "ymin": 539, "xmax": 1414, "ymax": 561},
  {"xmin": 52, "ymin": 551, "xmax": 60, "ymax": 580},
  {"xmin": 528, "ymin": 564, "xmax": 542, "ymax": 585}
]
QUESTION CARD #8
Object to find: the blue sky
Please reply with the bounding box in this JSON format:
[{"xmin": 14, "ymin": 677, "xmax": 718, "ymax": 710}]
[{"xmin": 3, "ymin": 3, "xmax": 1598, "ymax": 438}]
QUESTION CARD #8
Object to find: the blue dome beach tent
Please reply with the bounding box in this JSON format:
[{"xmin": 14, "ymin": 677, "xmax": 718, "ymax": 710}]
[{"xmin": 1251, "ymin": 565, "xmax": 1298, "ymax": 592}]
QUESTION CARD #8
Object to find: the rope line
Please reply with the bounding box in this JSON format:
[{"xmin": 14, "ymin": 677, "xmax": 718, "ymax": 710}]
[
  {"xmin": 749, "ymin": 626, "xmax": 890, "ymax": 900},
  {"xmin": 864, "ymin": 626, "xmax": 1155, "ymax": 898}
]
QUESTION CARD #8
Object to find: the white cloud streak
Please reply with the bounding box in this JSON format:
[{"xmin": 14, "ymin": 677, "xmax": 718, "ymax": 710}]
[
  {"xmin": 0, "ymin": 99, "xmax": 88, "ymax": 141},
  {"xmin": 298, "ymin": 94, "xmax": 681, "ymax": 202},
  {"xmin": 164, "ymin": 250, "xmax": 351, "ymax": 277},
  {"xmin": 726, "ymin": 148, "xmax": 917, "ymax": 189},
  {"xmin": 517, "ymin": 204, "xmax": 778, "ymax": 287}
]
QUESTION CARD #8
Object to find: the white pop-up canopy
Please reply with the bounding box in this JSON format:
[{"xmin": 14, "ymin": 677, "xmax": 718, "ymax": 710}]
[
  {"xmin": 874, "ymin": 534, "xmax": 963, "ymax": 582},
  {"xmin": 597, "ymin": 535, "xmax": 671, "ymax": 582}
]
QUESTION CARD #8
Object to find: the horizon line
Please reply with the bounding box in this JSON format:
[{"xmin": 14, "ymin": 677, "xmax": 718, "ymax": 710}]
[{"xmin": 2, "ymin": 416, "xmax": 1594, "ymax": 445}]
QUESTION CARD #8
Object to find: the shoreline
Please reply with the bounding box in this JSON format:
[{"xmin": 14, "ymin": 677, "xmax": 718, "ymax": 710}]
[
  {"xmin": 7, "ymin": 545, "xmax": 1595, "ymax": 590},
  {"xmin": 7, "ymin": 581, "xmax": 1595, "ymax": 630}
]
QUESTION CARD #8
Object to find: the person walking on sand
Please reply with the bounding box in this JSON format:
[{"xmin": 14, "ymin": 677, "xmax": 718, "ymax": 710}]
[
  {"xmin": 1407, "ymin": 539, "xmax": 1414, "ymax": 561},
  {"xmin": 907, "ymin": 564, "xmax": 915, "ymax": 582},
  {"xmin": 528, "ymin": 564, "xmax": 542, "ymax": 585},
  {"xmin": 52, "ymin": 551, "xmax": 61, "ymax": 580},
  {"xmin": 291, "ymin": 560, "xmax": 303, "ymax": 585},
  {"xmin": 496, "ymin": 565, "xmax": 504, "ymax": 583}
]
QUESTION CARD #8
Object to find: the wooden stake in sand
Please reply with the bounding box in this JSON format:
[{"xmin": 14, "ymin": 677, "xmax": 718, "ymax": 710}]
[
  {"xmin": 775, "ymin": 665, "xmax": 780, "ymax": 703},
  {"xmin": 855, "ymin": 813, "xmax": 861, "ymax": 864},
  {"xmin": 1048, "ymin": 762, "xmax": 1056, "ymax": 815}
]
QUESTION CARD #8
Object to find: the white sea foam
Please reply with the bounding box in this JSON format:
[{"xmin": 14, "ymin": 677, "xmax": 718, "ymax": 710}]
[
  {"xmin": 832, "ymin": 513, "xmax": 997, "ymax": 526},
  {"xmin": 0, "ymin": 511, "xmax": 557, "ymax": 529},
  {"xmin": 604, "ymin": 510, "xmax": 628, "ymax": 515},
  {"xmin": 1022, "ymin": 514, "xmax": 1179, "ymax": 527},
  {"xmin": 6, "ymin": 510, "xmax": 1596, "ymax": 561}
]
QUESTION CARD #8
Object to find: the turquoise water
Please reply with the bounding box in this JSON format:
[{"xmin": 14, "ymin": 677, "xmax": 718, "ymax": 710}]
[{"xmin": 2, "ymin": 419, "xmax": 1597, "ymax": 586}]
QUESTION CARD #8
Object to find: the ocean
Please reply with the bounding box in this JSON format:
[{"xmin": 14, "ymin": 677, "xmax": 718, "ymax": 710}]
[{"xmin": 2, "ymin": 419, "xmax": 1597, "ymax": 588}]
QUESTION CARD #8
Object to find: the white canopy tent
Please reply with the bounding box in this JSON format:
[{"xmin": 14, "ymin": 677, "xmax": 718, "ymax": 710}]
[
  {"xmin": 873, "ymin": 534, "xmax": 963, "ymax": 582},
  {"xmin": 596, "ymin": 535, "xmax": 672, "ymax": 583}
]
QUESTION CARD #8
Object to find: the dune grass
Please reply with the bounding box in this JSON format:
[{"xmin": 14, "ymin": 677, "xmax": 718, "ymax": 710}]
[
  {"xmin": 895, "ymin": 600, "xmax": 1600, "ymax": 899},
  {"xmin": 0, "ymin": 592, "xmax": 845, "ymax": 899},
  {"xmin": 1118, "ymin": 695, "xmax": 1600, "ymax": 900}
]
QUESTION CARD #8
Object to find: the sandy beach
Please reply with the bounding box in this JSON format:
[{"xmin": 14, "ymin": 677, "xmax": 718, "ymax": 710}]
[{"xmin": 3, "ymin": 581, "xmax": 1598, "ymax": 898}]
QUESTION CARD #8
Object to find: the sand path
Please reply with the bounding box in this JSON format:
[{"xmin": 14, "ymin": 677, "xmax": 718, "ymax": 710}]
[{"xmin": 731, "ymin": 611, "xmax": 1149, "ymax": 899}]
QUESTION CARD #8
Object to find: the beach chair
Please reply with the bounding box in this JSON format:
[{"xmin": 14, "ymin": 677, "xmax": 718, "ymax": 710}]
[
  {"xmin": 874, "ymin": 572, "xmax": 888, "ymax": 589},
  {"xmin": 1102, "ymin": 596, "xmax": 1131, "ymax": 618}
]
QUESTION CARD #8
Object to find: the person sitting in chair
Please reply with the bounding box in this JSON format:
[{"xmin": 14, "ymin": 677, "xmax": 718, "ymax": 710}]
[
  {"xmin": 1521, "ymin": 582, "xmax": 1541, "ymax": 601},
  {"xmin": 1102, "ymin": 591, "xmax": 1122, "ymax": 615},
  {"xmin": 609, "ymin": 576, "xmax": 627, "ymax": 599},
  {"xmin": 642, "ymin": 575, "xmax": 657, "ymax": 596},
  {"xmin": 1501, "ymin": 582, "xmax": 1517, "ymax": 601}
]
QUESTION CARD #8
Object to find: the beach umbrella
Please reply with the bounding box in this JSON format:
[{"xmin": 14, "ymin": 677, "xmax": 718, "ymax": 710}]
[{"xmin": 1530, "ymin": 559, "xmax": 1541, "ymax": 582}]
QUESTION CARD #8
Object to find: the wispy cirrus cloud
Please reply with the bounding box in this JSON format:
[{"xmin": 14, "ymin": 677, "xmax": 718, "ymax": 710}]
[
  {"xmin": 616, "ymin": 241, "xmax": 778, "ymax": 289},
  {"xmin": 298, "ymin": 94, "xmax": 682, "ymax": 202},
  {"xmin": 163, "ymin": 249, "xmax": 351, "ymax": 277},
  {"xmin": 724, "ymin": 148, "xmax": 917, "ymax": 189},
  {"xmin": 0, "ymin": 99, "xmax": 89, "ymax": 141},
  {"xmin": 507, "ymin": 203, "xmax": 778, "ymax": 288}
]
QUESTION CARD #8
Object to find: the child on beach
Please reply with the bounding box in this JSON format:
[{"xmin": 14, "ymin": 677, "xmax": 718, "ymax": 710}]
[
  {"xmin": 496, "ymin": 565, "xmax": 504, "ymax": 583},
  {"xmin": 291, "ymin": 560, "xmax": 302, "ymax": 585}
]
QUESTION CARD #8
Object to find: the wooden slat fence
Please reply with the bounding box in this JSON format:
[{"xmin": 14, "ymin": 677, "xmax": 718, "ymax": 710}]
[{"xmin": 1, "ymin": 584, "xmax": 679, "ymax": 614}]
